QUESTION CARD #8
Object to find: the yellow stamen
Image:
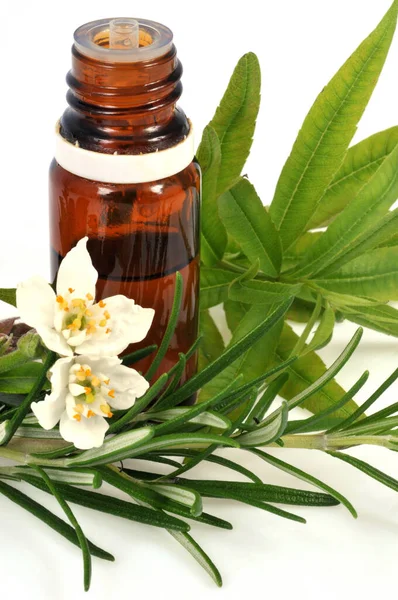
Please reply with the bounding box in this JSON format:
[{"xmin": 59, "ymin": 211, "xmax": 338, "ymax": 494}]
[
  {"xmin": 73, "ymin": 414, "xmax": 81, "ymax": 422},
  {"xmin": 104, "ymin": 310, "xmax": 111, "ymax": 320},
  {"xmin": 56, "ymin": 295, "xmax": 64, "ymax": 304},
  {"xmin": 108, "ymin": 411, "xmax": 114, "ymax": 418},
  {"xmin": 106, "ymin": 328, "xmax": 111, "ymax": 334},
  {"xmin": 84, "ymin": 386, "xmax": 92, "ymax": 395},
  {"xmin": 108, "ymin": 389, "xmax": 115, "ymax": 399},
  {"xmin": 85, "ymin": 368, "xmax": 91, "ymax": 377},
  {"xmin": 86, "ymin": 393, "xmax": 95, "ymax": 404},
  {"xmin": 91, "ymin": 376, "xmax": 100, "ymax": 387},
  {"xmin": 103, "ymin": 378, "xmax": 110, "ymax": 385},
  {"xmin": 75, "ymin": 404, "xmax": 84, "ymax": 414},
  {"xmin": 86, "ymin": 293, "xmax": 93, "ymax": 301},
  {"xmin": 99, "ymin": 300, "xmax": 106, "ymax": 308},
  {"xmin": 72, "ymin": 298, "xmax": 85, "ymax": 308},
  {"xmin": 99, "ymin": 319, "xmax": 107, "ymax": 327},
  {"xmin": 85, "ymin": 309, "xmax": 93, "ymax": 317},
  {"xmin": 68, "ymin": 287, "xmax": 75, "ymax": 294},
  {"xmin": 87, "ymin": 410, "xmax": 95, "ymax": 418},
  {"xmin": 100, "ymin": 403, "xmax": 110, "ymax": 415}
]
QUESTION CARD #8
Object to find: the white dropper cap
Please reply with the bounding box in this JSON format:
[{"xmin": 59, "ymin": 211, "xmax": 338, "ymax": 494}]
[
  {"xmin": 109, "ymin": 18, "xmax": 139, "ymax": 49},
  {"xmin": 74, "ymin": 18, "xmax": 173, "ymax": 63}
]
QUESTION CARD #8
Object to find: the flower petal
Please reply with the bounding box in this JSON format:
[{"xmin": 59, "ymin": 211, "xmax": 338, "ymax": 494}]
[
  {"xmin": 37, "ymin": 326, "xmax": 73, "ymax": 357},
  {"xmin": 16, "ymin": 276, "xmax": 56, "ymax": 330},
  {"xmin": 31, "ymin": 390, "xmax": 68, "ymax": 430},
  {"xmin": 76, "ymin": 296, "xmax": 154, "ymax": 357},
  {"xmin": 49, "ymin": 357, "xmax": 74, "ymax": 395},
  {"xmin": 56, "ymin": 237, "xmax": 98, "ymax": 300},
  {"xmin": 107, "ymin": 366, "xmax": 149, "ymax": 410},
  {"xmin": 74, "ymin": 355, "xmax": 121, "ymax": 372},
  {"xmin": 59, "ymin": 411, "xmax": 109, "ymax": 449}
]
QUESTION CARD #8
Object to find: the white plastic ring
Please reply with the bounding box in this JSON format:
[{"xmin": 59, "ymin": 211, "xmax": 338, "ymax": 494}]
[{"xmin": 54, "ymin": 121, "xmax": 195, "ymax": 184}]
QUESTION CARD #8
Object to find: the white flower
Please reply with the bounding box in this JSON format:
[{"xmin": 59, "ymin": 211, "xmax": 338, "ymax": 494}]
[
  {"xmin": 31, "ymin": 355, "xmax": 149, "ymax": 449},
  {"xmin": 16, "ymin": 238, "xmax": 154, "ymax": 357}
]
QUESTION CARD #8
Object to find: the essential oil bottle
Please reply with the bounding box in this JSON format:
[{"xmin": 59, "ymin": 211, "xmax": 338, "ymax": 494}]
[{"xmin": 49, "ymin": 18, "xmax": 200, "ymax": 384}]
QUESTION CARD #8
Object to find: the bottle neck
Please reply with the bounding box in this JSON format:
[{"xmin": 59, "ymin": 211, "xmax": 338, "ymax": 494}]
[{"xmin": 60, "ymin": 44, "xmax": 189, "ymax": 154}]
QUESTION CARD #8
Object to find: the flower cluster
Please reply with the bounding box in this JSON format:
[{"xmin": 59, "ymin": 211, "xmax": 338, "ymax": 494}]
[{"xmin": 17, "ymin": 238, "xmax": 154, "ymax": 449}]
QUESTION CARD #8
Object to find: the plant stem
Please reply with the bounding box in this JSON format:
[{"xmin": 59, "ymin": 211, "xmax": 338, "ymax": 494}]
[{"xmin": 280, "ymin": 433, "xmax": 395, "ymax": 450}]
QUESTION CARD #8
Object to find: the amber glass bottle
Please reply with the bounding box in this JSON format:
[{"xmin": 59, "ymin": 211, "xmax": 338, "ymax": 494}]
[{"xmin": 49, "ymin": 18, "xmax": 200, "ymax": 385}]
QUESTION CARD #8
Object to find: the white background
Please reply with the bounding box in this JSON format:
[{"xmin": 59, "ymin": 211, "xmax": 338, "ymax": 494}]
[{"xmin": 1, "ymin": 1, "xmax": 398, "ymax": 598}]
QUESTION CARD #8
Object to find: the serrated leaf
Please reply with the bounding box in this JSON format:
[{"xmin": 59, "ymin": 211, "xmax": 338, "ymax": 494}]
[
  {"xmin": 218, "ymin": 179, "xmax": 282, "ymax": 277},
  {"xmin": 198, "ymin": 303, "xmax": 283, "ymax": 405},
  {"xmin": 269, "ymin": 1, "xmax": 398, "ymax": 249},
  {"xmin": 197, "ymin": 126, "xmax": 227, "ymax": 265},
  {"xmin": 294, "ymin": 143, "xmax": 398, "ymax": 278},
  {"xmin": 283, "ymin": 232, "xmax": 322, "ymax": 271},
  {"xmin": 314, "ymin": 247, "xmax": 398, "ymax": 301},
  {"xmin": 200, "ymin": 267, "xmax": 236, "ymax": 309},
  {"xmin": 209, "ymin": 52, "xmax": 261, "ymax": 195},
  {"xmin": 275, "ymin": 323, "xmax": 359, "ymax": 417},
  {"xmin": 309, "ymin": 126, "xmax": 398, "ymax": 228},
  {"xmin": 229, "ymin": 276, "xmax": 301, "ymax": 305},
  {"xmin": 304, "ymin": 305, "xmax": 335, "ymax": 354},
  {"xmin": 341, "ymin": 303, "xmax": 398, "ymax": 337},
  {"xmin": 198, "ymin": 310, "xmax": 225, "ymax": 372}
]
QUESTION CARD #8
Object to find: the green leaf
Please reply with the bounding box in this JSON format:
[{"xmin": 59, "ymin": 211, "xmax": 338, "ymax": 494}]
[
  {"xmin": 199, "ymin": 303, "xmax": 283, "ymax": 405},
  {"xmin": 8, "ymin": 466, "xmax": 101, "ymax": 488},
  {"xmin": 146, "ymin": 272, "xmax": 183, "ymax": 381},
  {"xmin": 0, "ymin": 288, "xmax": 16, "ymax": 307},
  {"xmin": 218, "ymin": 179, "xmax": 282, "ymax": 277},
  {"xmin": 294, "ymin": 143, "xmax": 398, "ymax": 278},
  {"xmin": 269, "ymin": 0, "xmax": 398, "ymax": 249},
  {"xmin": 328, "ymin": 451, "xmax": 398, "ymax": 494},
  {"xmin": 33, "ymin": 466, "xmax": 92, "ymax": 592},
  {"xmin": 251, "ymin": 449, "xmax": 357, "ymax": 517},
  {"xmin": 173, "ymin": 478, "xmax": 339, "ymax": 507},
  {"xmin": 0, "ymin": 481, "xmax": 114, "ymax": 562},
  {"xmin": 0, "ymin": 362, "xmax": 49, "ymax": 394},
  {"xmin": 315, "ymin": 247, "xmax": 398, "ymax": 301},
  {"xmin": 197, "ymin": 126, "xmax": 227, "ymax": 265},
  {"xmin": 121, "ymin": 345, "xmax": 157, "ymax": 366},
  {"xmin": 283, "ymin": 232, "xmax": 322, "ymax": 271},
  {"xmin": 99, "ymin": 466, "xmax": 232, "ymax": 530},
  {"xmin": 23, "ymin": 476, "xmax": 190, "ymax": 532},
  {"xmin": 309, "ymin": 126, "xmax": 398, "ymax": 228},
  {"xmin": 238, "ymin": 401, "xmax": 289, "ymax": 446},
  {"xmin": 341, "ymin": 303, "xmax": 398, "ymax": 337},
  {"xmin": 65, "ymin": 427, "xmax": 154, "ymax": 467},
  {"xmin": 169, "ymin": 531, "xmax": 222, "ymax": 587},
  {"xmin": 229, "ymin": 277, "xmax": 301, "ymax": 305},
  {"xmin": 198, "ymin": 310, "xmax": 225, "ymax": 372},
  {"xmin": 161, "ymin": 299, "xmax": 292, "ymax": 409},
  {"xmin": 209, "ymin": 52, "xmax": 261, "ymax": 195},
  {"xmin": 120, "ymin": 433, "xmax": 240, "ymax": 457},
  {"xmin": 147, "ymin": 407, "xmax": 231, "ymax": 431},
  {"xmin": 200, "ymin": 267, "xmax": 236, "ymax": 309},
  {"xmin": 304, "ymin": 305, "xmax": 335, "ymax": 354},
  {"xmin": 275, "ymin": 324, "xmax": 359, "ymax": 417},
  {"xmin": 147, "ymin": 483, "xmax": 203, "ymax": 517}
]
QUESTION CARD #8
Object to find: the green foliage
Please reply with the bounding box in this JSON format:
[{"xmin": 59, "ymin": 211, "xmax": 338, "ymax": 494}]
[
  {"xmin": 269, "ymin": 0, "xmax": 398, "ymax": 250},
  {"xmin": 209, "ymin": 52, "xmax": 261, "ymax": 195}
]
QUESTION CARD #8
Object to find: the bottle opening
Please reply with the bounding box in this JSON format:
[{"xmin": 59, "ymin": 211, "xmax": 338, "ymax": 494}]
[{"xmin": 74, "ymin": 18, "xmax": 173, "ymax": 63}]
